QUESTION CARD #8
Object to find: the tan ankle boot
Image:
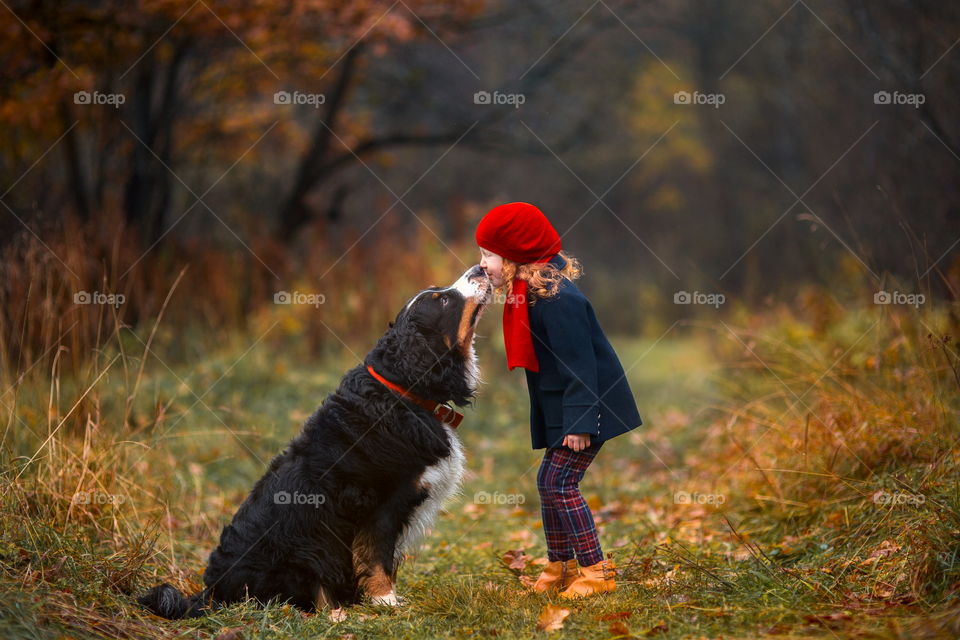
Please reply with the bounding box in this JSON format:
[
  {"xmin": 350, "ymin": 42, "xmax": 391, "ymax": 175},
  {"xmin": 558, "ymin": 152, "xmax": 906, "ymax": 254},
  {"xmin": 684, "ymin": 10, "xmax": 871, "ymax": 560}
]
[
  {"xmin": 558, "ymin": 557, "xmax": 617, "ymax": 599},
  {"xmin": 531, "ymin": 558, "xmax": 579, "ymax": 593}
]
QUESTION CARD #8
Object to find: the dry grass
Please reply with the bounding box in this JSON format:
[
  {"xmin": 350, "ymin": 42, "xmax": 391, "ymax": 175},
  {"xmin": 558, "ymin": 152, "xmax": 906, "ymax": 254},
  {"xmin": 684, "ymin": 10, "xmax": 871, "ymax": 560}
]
[
  {"xmin": 1, "ymin": 228, "xmax": 959, "ymax": 638},
  {"xmin": 0, "ymin": 212, "xmax": 472, "ymax": 384}
]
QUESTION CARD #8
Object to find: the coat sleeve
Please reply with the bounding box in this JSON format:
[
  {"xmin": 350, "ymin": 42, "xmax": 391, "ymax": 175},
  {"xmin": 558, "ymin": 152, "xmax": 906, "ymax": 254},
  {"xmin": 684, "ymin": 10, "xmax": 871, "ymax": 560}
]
[{"xmin": 538, "ymin": 292, "xmax": 600, "ymax": 437}]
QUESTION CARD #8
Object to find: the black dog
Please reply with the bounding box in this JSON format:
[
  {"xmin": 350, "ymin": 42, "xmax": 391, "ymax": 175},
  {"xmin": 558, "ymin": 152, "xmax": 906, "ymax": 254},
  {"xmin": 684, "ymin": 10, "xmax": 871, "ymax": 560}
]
[{"xmin": 139, "ymin": 265, "xmax": 491, "ymax": 618}]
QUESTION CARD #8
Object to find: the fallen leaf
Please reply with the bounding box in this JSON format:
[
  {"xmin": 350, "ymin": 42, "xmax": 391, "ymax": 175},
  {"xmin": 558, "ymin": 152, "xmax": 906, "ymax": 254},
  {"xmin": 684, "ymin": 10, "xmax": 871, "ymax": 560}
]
[
  {"xmin": 463, "ymin": 503, "xmax": 484, "ymax": 519},
  {"xmin": 595, "ymin": 611, "xmax": 632, "ymax": 621},
  {"xmin": 509, "ymin": 529, "xmax": 536, "ymax": 546},
  {"xmin": 536, "ymin": 604, "xmax": 571, "ymax": 632},
  {"xmin": 868, "ymin": 540, "xmax": 901, "ymax": 559},
  {"xmin": 328, "ymin": 607, "xmax": 347, "ymax": 622},
  {"xmin": 872, "ymin": 582, "xmax": 896, "ymax": 599},
  {"xmin": 502, "ymin": 549, "xmax": 529, "ymax": 571},
  {"xmin": 645, "ymin": 620, "xmax": 668, "ymax": 635},
  {"xmin": 609, "ymin": 620, "xmax": 631, "ymax": 636},
  {"xmin": 214, "ymin": 629, "xmax": 243, "ymax": 640}
]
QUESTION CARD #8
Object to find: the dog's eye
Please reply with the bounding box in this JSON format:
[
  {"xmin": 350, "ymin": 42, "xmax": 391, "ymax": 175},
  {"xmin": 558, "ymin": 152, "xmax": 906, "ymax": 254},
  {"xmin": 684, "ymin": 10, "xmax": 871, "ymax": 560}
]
[{"xmin": 440, "ymin": 295, "xmax": 449, "ymax": 306}]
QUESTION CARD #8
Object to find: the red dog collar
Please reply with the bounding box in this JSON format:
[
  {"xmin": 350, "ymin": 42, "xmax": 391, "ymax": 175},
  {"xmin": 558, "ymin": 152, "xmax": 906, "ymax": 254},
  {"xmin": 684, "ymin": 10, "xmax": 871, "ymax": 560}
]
[{"xmin": 366, "ymin": 365, "xmax": 464, "ymax": 428}]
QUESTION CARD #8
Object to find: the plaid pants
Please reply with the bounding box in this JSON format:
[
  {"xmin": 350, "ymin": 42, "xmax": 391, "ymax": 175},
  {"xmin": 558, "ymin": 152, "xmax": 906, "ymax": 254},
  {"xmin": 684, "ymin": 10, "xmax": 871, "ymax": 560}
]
[{"xmin": 536, "ymin": 439, "xmax": 605, "ymax": 566}]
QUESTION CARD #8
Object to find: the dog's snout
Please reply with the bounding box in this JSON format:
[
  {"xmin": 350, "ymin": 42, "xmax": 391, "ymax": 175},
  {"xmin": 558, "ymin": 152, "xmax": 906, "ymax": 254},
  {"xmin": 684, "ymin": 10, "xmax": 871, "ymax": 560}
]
[
  {"xmin": 450, "ymin": 265, "xmax": 492, "ymax": 303},
  {"xmin": 467, "ymin": 264, "xmax": 487, "ymax": 280}
]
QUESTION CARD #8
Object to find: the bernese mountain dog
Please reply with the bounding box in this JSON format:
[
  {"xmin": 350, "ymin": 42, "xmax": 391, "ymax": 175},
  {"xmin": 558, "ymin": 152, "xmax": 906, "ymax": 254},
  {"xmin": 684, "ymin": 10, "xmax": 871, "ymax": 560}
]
[{"xmin": 138, "ymin": 265, "xmax": 492, "ymax": 618}]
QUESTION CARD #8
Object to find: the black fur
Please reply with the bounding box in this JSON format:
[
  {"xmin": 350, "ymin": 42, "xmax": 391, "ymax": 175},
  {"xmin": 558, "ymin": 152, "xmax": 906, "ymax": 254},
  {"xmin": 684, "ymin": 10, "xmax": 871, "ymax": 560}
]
[
  {"xmin": 137, "ymin": 584, "xmax": 212, "ymax": 619},
  {"xmin": 139, "ymin": 270, "xmax": 489, "ymax": 618}
]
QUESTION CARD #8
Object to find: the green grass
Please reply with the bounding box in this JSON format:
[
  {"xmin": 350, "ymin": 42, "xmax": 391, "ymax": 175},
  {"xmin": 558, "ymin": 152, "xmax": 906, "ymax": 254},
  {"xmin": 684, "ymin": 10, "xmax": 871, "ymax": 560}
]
[{"xmin": 2, "ymin": 304, "xmax": 959, "ymax": 639}]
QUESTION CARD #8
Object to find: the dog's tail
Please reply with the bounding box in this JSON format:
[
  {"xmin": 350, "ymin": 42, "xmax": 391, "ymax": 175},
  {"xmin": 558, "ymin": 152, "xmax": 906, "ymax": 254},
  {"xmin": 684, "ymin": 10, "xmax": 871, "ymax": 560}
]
[{"xmin": 138, "ymin": 583, "xmax": 210, "ymax": 619}]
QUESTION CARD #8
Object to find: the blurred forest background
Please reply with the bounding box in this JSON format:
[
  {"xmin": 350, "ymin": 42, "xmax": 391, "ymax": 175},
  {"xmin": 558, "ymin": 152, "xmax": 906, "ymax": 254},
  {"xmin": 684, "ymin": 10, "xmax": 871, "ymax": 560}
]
[{"xmin": 2, "ymin": 0, "xmax": 958, "ymax": 377}]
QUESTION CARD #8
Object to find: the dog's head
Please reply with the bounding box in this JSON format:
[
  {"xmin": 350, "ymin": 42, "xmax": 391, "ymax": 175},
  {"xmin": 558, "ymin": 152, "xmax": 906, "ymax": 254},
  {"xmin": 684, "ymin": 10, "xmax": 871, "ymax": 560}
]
[{"xmin": 366, "ymin": 265, "xmax": 492, "ymax": 408}]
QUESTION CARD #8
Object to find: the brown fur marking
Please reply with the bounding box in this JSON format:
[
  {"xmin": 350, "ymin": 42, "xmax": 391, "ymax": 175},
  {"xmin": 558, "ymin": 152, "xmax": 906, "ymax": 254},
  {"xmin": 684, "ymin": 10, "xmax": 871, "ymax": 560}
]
[
  {"xmin": 456, "ymin": 300, "xmax": 478, "ymax": 355},
  {"xmin": 352, "ymin": 532, "xmax": 394, "ymax": 597},
  {"xmin": 314, "ymin": 585, "xmax": 332, "ymax": 610}
]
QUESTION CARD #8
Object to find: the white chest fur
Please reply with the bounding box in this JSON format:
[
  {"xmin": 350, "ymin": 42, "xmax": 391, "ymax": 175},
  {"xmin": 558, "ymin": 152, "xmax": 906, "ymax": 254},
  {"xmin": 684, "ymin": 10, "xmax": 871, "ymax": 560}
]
[{"xmin": 395, "ymin": 425, "xmax": 466, "ymax": 562}]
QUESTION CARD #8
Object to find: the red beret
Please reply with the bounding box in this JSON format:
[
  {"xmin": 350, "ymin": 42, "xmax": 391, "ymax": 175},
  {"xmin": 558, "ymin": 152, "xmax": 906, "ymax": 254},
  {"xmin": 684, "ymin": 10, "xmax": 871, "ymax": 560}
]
[{"xmin": 475, "ymin": 202, "xmax": 562, "ymax": 263}]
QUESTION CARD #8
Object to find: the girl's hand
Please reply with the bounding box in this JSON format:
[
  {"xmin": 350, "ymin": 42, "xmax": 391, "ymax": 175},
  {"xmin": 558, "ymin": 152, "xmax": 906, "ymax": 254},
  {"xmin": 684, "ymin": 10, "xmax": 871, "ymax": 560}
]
[{"xmin": 563, "ymin": 433, "xmax": 591, "ymax": 452}]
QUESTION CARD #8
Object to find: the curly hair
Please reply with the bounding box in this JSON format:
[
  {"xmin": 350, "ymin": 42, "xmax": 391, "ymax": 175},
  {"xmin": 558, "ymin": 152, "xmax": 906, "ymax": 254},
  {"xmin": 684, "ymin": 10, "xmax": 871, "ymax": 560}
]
[{"xmin": 498, "ymin": 250, "xmax": 582, "ymax": 305}]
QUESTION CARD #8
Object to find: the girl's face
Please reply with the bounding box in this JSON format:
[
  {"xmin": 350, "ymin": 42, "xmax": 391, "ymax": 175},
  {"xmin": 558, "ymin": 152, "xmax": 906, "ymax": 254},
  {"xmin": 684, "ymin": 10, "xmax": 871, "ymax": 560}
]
[{"xmin": 478, "ymin": 247, "xmax": 505, "ymax": 287}]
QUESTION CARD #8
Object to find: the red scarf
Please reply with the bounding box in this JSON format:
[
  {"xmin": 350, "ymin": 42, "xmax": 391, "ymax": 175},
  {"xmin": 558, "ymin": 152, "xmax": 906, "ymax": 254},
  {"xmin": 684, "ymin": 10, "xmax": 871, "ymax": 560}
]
[
  {"xmin": 502, "ymin": 257, "xmax": 554, "ymax": 371},
  {"xmin": 475, "ymin": 202, "xmax": 562, "ymax": 372}
]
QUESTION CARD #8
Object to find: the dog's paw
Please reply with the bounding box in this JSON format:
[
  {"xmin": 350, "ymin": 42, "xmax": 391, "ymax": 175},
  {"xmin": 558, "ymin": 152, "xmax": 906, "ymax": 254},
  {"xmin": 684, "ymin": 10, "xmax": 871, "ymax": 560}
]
[{"xmin": 371, "ymin": 591, "xmax": 406, "ymax": 606}]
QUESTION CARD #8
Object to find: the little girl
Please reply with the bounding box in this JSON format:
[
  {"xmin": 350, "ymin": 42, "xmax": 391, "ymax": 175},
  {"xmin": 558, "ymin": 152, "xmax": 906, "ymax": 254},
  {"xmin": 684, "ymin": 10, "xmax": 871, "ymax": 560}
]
[{"xmin": 475, "ymin": 202, "xmax": 643, "ymax": 599}]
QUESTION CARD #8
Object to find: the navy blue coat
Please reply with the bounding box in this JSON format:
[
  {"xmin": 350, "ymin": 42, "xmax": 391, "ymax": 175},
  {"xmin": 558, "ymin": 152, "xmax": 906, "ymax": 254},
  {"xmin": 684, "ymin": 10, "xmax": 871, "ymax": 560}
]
[{"xmin": 523, "ymin": 254, "xmax": 643, "ymax": 449}]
